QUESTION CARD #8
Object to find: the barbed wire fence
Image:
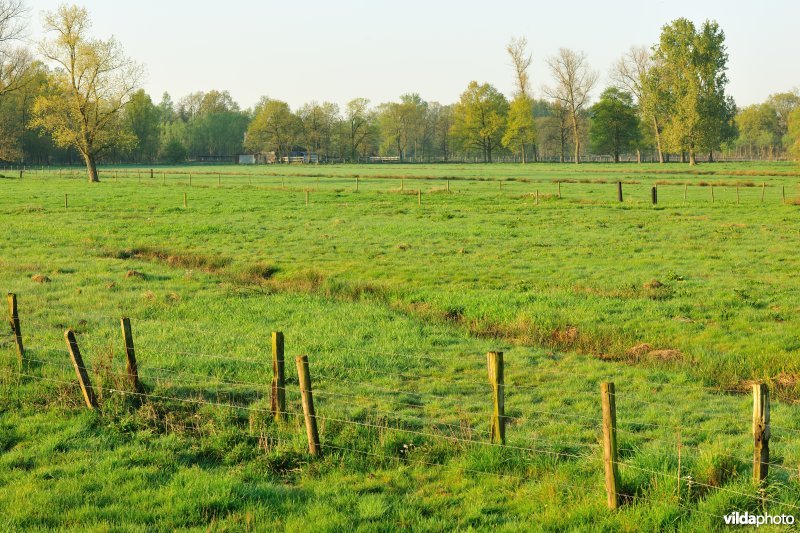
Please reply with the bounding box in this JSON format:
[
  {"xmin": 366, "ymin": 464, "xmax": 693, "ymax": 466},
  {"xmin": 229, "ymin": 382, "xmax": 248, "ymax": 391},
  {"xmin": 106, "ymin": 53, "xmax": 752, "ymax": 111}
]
[{"xmin": 4, "ymin": 292, "xmax": 800, "ymax": 519}]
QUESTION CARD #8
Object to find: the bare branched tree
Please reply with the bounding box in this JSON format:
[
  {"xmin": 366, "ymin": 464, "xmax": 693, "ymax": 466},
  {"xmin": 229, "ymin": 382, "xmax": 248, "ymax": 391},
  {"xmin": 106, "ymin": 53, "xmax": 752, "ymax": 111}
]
[
  {"xmin": 544, "ymin": 48, "xmax": 597, "ymax": 164},
  {"xmin": 507, "ymin": 36, "xmax": 532, "ymax": 98},
  {"xmin": 0, "ymin": 0, "xmax": 30, "ymax": 97},
  {"xmin": 612, "ymin": 46, "xmax": 665, "ymax": 163}
]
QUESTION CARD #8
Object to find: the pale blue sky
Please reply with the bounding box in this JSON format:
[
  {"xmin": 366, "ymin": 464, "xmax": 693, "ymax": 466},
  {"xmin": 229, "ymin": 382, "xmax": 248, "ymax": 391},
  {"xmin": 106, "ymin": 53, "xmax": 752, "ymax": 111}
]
[{"xmin": 25, "ymin": 0, "xmax": 800, "ymax": 110}]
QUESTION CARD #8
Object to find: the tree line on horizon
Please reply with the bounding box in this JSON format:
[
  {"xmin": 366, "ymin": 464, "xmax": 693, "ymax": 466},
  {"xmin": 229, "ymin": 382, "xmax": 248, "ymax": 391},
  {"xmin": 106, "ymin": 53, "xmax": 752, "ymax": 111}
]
[{"xmin": 1, "ymin": 3, "xmax": 799, "ymax": 182}]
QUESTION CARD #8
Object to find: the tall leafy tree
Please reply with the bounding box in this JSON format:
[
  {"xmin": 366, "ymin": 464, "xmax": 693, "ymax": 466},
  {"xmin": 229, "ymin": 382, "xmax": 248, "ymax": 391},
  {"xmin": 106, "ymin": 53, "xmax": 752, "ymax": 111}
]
[
  {"xmin": 183, "ymin": 90, "xmax": 248, "ymax": 157},
  {"xmin": 589, "ymin": 87, "xmax": 641, "ymax": 162},
  {"xmin": 788, "ymin": 107, "xmax": 800, "ymax": 160},
  {"xmin": 734, "ymin": 104, "xmax": 780, "ymax": 159},
  {"xmin": 158, "ymin": 92, "xmax": 175, "ymax": 123},
  {"xmin": 345, "ymin": 98, "xmax": 375, "ymax": 161},
  {"xmin": 544, "ymin": 48, "xmax": 597, "ymax": 164},
  {"xmin": 32, "ymin": 4, "xmax": 141, "ymax": 181},
  {"xmin": 377, "ymin": 100, "xmax": 409, "ymax": 160},
  {"xmin": 124, "ymin": 89, "xmax": 160, "ymax": 163},
  {"xmin": 245, "ymin": 98, "xmax": 299, "ymax": 160},
  {"xmin": 451, "ymin": 81, "xmax": 508, "ymax": 163},
  {"xmin": 502, "ymin": 96, "xmax": 536, "ymax": 163},
  {"xmin": 502, "ymin": 36, "xmax": 536, "ymax": 163},
  {"xmin": 613, "ymin": 46, "xmax": 667, "ymax": 163},
  {"xmin": 427, "ymin": 102, "xmax": 453, "ymax": 161},
  {"xmin": 766, "ymin": 90, "xmax": 800, "ymax": 150},
  {"xmin": 297, "ymin": 101, "xmax": 339, "ymax": 161},
  {"xmin": 654, "ymin": 18, "xmax": 736, "ymax": 165}
]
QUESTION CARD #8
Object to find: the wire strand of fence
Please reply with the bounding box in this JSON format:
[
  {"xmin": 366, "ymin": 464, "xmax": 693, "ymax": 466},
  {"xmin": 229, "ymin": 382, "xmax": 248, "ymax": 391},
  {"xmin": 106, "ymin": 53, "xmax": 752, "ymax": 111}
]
[
  {"xmin": 22, "ymin": 354, "xmax": 800, "ymax": 468},
  {"xmin": 624, "ymin": 493, "xmax": 725, "ymax": 520},
  {"xmin": 616, "ymin": 460, "xmax": 800, "ymax": 512},
  {"xmin": 319, "ymin": 442, "xmax": 526, "ymax": 482},
  {"xmin": 20, "ymin": 343, "xmax": 800, "ymax": 437}
]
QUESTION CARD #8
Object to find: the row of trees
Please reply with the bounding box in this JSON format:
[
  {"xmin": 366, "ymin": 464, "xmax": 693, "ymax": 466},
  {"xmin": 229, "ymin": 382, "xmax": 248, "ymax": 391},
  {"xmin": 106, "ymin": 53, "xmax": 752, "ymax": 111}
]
[{"xmin": 1, "ymin": 3, "xmax": 799, "ymax": 182}]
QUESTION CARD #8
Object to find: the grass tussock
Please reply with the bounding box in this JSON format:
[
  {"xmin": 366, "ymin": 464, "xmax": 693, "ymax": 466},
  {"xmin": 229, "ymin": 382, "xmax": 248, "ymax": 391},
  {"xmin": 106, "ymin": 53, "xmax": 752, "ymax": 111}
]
[{"xmin": 111, "ymin": 246, "xmax": 232, "ymax": 272}]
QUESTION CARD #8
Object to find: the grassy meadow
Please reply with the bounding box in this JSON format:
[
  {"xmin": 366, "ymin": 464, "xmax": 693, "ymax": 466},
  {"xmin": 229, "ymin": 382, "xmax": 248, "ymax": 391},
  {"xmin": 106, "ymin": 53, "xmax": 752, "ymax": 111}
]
[{"xmin": 2, "ymin": 161, "xmax": 800, "ymax": 530}]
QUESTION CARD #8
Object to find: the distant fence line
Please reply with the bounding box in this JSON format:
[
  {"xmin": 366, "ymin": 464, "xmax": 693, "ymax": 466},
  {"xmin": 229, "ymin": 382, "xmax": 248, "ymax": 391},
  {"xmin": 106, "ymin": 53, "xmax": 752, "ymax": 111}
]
[
  {"xmin": 4, "ymin": 167, "xmax": 796, "ymax": 208},
  {"xmin": 1, "ymin": 152, "xmax": 796, "ymax": 168}
]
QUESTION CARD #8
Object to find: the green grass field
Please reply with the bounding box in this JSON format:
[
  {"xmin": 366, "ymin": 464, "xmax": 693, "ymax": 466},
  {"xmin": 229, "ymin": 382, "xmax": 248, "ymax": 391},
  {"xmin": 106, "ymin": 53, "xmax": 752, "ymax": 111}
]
[{"xmin": 2, "ymin": 162, "xmax": 800, "ymax": 530}]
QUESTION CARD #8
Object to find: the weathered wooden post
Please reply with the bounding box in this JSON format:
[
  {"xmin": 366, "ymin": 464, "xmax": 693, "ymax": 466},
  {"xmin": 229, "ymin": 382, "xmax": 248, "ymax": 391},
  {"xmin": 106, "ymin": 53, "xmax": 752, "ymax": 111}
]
[
  {"xmin": 617, "ymin": 181, "xmax": 623, "ymax": 202},
  {"xmin": 183, "ymin": 192, "xmax": 187, "ymax": 208},
  {"xmin": 558, "ymin": 181, "xmax": 562, "ymax": 198},
  {"xmin": 64, "ymin": 193, "xmax": 68, "ymax": 209},
  {"xmin": 651, "ymin": 185, "xmax": 657, "ymax": 205},
  {"xmin": 601, "ymin": 382, "xmax": 620, "ymax": 509},
  {"xmin": 356, "ymin": 176, "xmax": 359, "ymax": 192},
  {"xmin": 711, "ymin": 185, "xmax": 715, "ymax": 204},
  {"xmin": 271, "ymin": 332, "xmax": 285, "ymax": 421},
  {"xmin": 120, "ymin": 317, "xmax": 142, "ymax": 393},
  {"xmin": 7, "ymin": 293, "xmax": 23, "ymax": 363},
  {"xmin": 684, "ymin": 183, "xmax": 688, "ymax": 203},
  {"xmin": 487, "ymin": 351, "xmax": 505, "ymax": 444},
  {"xmin": 418, "ymin": 189, "xmax": 421, "ymax": 206},
  {"xmin": 761, "ymin": 182, "xmax": 765, "ymax": 203},
  {"xmin": 296, "ymin": 355, "xmax": 321, "ymax": 456},
  {"xmin": 753, "ymin": 383, "xmax": 770, "ymax": 485},
  {"xmin": 64, "ymin": 329, "xmax": 98, "ymax": 409},
  {"xmin": 150, "ymin": 168, "xmax": 154, "ymax": 179}
]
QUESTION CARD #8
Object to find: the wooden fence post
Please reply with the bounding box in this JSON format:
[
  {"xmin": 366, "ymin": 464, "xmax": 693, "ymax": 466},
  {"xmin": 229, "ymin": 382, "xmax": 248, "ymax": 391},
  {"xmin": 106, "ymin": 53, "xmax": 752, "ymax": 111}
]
[
  {"xmin": 64, "ymin": 329, "xmax": 98, "ymax": 409},
  {"xmin": 7, "ymin": 293, "xmax": 23, "ymax": 363},
  {"xmin": 601, "ymin": 382, "xmax": 620, "ymax": 509},
  {"xmin": 487, "ymin": 351, "xmax": 505, "ymax": 444},
  {"xmin": 753, "ymin": 383, "xmax": 770, "ymax": 485},
  {"xmin": 536, "ymin": 189, "xmax": 539, "ymax": 205},
  {"xmin": 418, "ymin": 189, "xmax": 421, "ymax": 206},
  {"xmin": 296, "ymin": 355, "xmax": 321, "ymax": 456},
  {"xmin": 711, "ymin": 185, "xmax": 715, "ymax": 204},
  {"xmin": 120, "ymin": 317, "xmax": 142, "ymax": 393},
  {"xmin": 651, "ymin": 185, "xmax": 657, "ymax": 205},
  {"xmin": 782, "ymin": 185, "xmax": 786, "ymax": 204},
  {"xmin": 189, "ymin": 174, "xmax": 192, "ymax": 186},
  {"xmin": 447, "ymin": 179, "xmax": 450, "ymax": 192},
  {"xmin": 356, "ymin": 176, "xmax": 359, "ymax": 191},
  {"xmin": 183, "ymin": 192, "xmax": 187, "ymax": 208},
  {"xmin": 271, "ymin": 332, "xmax": 285, "ymax": 421},
  {"xmin": 64, "ymin": 193, "xmax": 68, "ymax": 209},
  {"xmin": 761, "ymin": 182, "xmax": 765, "ymax": 203},
  {"xmin": 558, "ymin": 181, "xmax": 562, "ymax": 199},
  {"xmin": 617, "ymin": 181, "xmax": 623, "ymax": 202},
  {"xmin": 684, "ymin": 183, "xmax": 688, "ymax": 203}
]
